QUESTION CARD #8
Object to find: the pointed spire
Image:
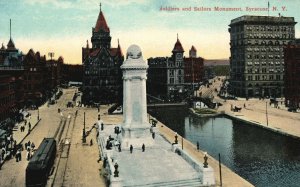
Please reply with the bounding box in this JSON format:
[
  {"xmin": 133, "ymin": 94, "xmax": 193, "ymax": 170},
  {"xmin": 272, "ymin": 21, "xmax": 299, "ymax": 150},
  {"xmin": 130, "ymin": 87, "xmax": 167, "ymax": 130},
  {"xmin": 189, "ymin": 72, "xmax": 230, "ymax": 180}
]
[
  {"xmin": 117, "ymin": 39, "xmax": 123, "ymax": 56},
  {"xmin": 10, "ymin": 19, "xmax": 11, "ymax": 39},
  {"xmin": 7, "ymin": 19, "xmax": 16, "ymax": 50},
  {"xmin": 94, "ymin": 4, "xmax": 110, "ymax": 32},
  {"xmin": 86, "ymin": 40, "xmax": 89, "ymax": 49},
  {"xmin": 100, "ymin": 2, "xmax": 102, "ymax": 12},
  {"xmin": 172, "ymin": 34, "xmax": 184, "ymax": 53}
]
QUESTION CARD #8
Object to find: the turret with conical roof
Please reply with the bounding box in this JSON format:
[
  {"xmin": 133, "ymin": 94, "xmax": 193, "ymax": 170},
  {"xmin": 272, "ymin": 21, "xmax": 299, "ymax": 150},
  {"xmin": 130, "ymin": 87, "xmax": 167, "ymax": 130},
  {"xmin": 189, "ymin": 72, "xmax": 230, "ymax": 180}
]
[
  {"xmin": 91, "ymin": 4, "xmax": 111, "ymax": 49},
  {"xmin": 172, "ymin": 34, "xmax": 184, "ymax": 64},
  {"xmin": 189, "ymin": 45, "xmax": 197, "ymax": 58},
  {"xmin": 172, "ymin": 34, "xmax": 184, "ymax": 53},
  {"xmin": 0, "ymin": 43, "xmax": 6, "ymax": 51}
]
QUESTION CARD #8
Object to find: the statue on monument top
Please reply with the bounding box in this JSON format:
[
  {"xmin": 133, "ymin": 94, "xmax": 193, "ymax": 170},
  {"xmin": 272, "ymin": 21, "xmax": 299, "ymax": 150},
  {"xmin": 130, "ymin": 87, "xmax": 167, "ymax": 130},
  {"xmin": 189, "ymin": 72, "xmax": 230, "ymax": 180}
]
[{"xmin": 126, "ymin": 44, "xmax": 142, "ymax": 60}]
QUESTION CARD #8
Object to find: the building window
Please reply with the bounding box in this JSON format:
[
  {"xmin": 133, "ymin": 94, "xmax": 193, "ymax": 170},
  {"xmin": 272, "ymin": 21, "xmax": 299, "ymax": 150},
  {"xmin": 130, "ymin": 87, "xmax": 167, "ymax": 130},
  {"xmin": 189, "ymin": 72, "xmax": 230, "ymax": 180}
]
[{"xmin": 276, "ymin": 75, "xmax": 281, "ymax": 80}]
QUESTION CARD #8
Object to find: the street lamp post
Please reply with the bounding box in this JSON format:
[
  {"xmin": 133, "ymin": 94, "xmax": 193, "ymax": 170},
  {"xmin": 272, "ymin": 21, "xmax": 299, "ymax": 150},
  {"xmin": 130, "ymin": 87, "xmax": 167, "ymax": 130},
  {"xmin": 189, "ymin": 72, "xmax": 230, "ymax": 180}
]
[
  {"xmin": 37, "ymin": 107, "xmax": 39, "ymax": 121},
  {"xmin": 83, "ymin": 112, "xmax": 86, "ymax": 143}
]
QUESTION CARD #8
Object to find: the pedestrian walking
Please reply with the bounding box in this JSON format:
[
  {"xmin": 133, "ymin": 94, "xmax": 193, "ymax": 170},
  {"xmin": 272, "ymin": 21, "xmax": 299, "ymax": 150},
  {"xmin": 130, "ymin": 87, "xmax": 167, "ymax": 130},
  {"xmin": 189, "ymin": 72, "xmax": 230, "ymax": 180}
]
[
  {"xmin": 197, "ymin": 141, "xmax": 200, "ymax": 151},
  {"xmin": 142, "ymin": 144, "xmax": 145, "ymax": 152},
  {"xmin": 118, "ymin": 144, "xmax": 121, "ymax": 152},
  {"xmin": 130, "ymin": 145, "xmax": 133, "ymax": 154},
  {"xmin": 26, "ymin": 150, "xmax": 31, "ymax": 161},
  {"xmin": 16, "ymin": 150, "xmax": 21, "ymax": 162},
  {"xmin": 90, "ymin": 139, "xmax": 93, "ymax": 146},
  {"xmin": 31, "ymin": 142, "xmax": 35, "ymax": 150},
  {"xmin": 152, "ymin": 132, "xmax": 155, "ymax": 139}
]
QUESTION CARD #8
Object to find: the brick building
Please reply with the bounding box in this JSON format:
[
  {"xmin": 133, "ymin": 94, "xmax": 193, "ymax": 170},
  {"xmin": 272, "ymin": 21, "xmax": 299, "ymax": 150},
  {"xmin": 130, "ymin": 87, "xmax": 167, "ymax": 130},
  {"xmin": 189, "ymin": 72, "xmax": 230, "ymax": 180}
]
[
  {"xmin": 148, "ymin": 37, "xmax": 204, "ymax": 101},
  {"xmin": 284, "ymin": 40, "xmax": 300, "ymax": 108},
  {"xmin": 22, "ymin": 49, "xmax": 48, "ymax": 106},
  {"xmin": 82, "ymin": 7, "xmax": 124, "ymax": 104},
  {"xmin": 184, "ymin": 46, "xmax": 204, "ymax": 86},
  {"xmin": 229, "ymin": 15, "xmax": 296, "ymax": 98},
  {"xmin": 46, "ymin": 57, "xmax": 63, "ymax": 91}
]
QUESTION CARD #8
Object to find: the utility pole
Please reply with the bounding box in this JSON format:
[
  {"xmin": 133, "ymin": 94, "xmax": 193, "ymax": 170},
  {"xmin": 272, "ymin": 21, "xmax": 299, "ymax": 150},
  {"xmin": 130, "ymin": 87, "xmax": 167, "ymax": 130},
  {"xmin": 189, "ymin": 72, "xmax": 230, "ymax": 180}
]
[{"xmin": 83, "ymin": 112, "xmax": 86, "ymax": 143}]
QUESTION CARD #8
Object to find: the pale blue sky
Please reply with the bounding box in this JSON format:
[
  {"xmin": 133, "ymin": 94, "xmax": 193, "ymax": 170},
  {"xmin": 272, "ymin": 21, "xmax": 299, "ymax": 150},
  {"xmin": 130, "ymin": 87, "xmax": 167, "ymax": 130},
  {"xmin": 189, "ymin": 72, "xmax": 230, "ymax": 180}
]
[{"xmin": 1, "ymin": 0, "xmax": 300, "ymax": 64}]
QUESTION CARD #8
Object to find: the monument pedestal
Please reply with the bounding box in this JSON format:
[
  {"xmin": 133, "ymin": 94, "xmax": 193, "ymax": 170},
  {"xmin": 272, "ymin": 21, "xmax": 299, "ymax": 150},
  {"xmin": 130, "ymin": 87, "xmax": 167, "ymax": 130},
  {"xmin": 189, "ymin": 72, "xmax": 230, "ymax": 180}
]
[{"xmin": 121, "ymin": 125, "xmax": 154, "ymax": 149}]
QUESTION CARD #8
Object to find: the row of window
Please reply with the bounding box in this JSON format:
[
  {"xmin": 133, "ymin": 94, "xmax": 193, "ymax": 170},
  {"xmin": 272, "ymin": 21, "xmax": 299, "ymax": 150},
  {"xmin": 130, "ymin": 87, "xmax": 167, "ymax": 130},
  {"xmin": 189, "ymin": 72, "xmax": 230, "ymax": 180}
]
[
  {"xmin": 247, "ymin": 61, "xmax": 283, "ymax": 66},
  {"xmin": 246, "ymin": 47, "xmax": 282, "ymax": 52},
  {"xmin": 169, "ymin": 77, "xmax": 183, "ymax": 84},
  {"xmin": 231, "ymin": 40, "xmax": 289, "ymax": 46},
  {"xmin": 168, "ymin": 61, "xmax": 183, "ymax": 67},
  {"xmin": 247, "ymin": 68, "xmax": 284, "ymax": 73},
  {"xmin": 169, "ymin": 70, "xmax": 183, "ymax": 76},
  {"xmin": 247, "ymin": 54, "xmax": 283, "ymax": 59},
  {"xmin": 247, "ymin": 75, "xmax": 282, "ymax": 81},
  {"xmin": 246, "ymin": 26, "xmax": 293, "ymax": 32}
]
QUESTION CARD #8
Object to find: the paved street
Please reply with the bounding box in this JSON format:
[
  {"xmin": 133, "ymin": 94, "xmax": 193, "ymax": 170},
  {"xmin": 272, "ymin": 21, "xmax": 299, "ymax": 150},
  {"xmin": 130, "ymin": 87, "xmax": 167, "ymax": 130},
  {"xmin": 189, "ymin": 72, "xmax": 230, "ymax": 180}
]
[{"xmin": 0, "ymin": 88, "xmax": 105, "ymax": 187}]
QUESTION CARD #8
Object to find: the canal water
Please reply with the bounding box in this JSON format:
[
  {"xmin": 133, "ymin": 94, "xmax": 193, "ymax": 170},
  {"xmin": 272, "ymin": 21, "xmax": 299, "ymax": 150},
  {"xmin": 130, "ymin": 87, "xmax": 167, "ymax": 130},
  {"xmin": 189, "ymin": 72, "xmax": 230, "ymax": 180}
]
[{"xmin": 150, "ymin": 108, "xmax": 300, "ymax": 187}]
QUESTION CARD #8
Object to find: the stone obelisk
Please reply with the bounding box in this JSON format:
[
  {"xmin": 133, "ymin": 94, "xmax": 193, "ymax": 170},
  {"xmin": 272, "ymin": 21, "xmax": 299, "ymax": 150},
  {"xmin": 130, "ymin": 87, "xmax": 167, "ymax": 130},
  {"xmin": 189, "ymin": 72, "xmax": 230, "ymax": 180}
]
[{"xmin": 120, "ymin": 45, "xmax": 153, "ymax": 149}]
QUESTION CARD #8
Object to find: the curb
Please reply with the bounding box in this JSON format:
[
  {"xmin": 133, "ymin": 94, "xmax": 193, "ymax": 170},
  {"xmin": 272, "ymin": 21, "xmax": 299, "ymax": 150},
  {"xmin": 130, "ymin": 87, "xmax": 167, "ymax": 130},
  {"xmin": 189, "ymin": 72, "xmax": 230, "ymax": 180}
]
[{"xmin": 18, "ymin": 118, "xmax": 42, "ymax": 145}]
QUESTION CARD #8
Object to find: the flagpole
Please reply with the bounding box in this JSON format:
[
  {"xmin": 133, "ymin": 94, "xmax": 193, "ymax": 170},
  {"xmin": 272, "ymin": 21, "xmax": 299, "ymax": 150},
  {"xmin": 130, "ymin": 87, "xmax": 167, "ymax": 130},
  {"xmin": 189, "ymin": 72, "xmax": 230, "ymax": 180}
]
[{"xmin": 268, "ymin": 1, "xmax": 270, "ymax": 17}]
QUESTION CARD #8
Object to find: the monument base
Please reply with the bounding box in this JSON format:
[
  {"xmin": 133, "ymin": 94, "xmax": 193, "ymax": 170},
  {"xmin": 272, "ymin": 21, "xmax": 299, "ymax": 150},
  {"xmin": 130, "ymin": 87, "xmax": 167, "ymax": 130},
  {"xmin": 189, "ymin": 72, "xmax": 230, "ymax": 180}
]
[{"xmin": 121, "ymin": 125, "xmax": 154, "ymax": 149}]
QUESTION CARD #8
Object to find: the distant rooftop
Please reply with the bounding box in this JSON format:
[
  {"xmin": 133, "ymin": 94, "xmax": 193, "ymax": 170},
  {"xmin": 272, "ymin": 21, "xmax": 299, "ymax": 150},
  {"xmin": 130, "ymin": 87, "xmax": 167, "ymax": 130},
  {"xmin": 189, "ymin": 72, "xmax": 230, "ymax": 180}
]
[
  {"xmin": 204, "ymin": 59, "xmax": 229, "ymax": 66},
  {"xmin": 230, "ymin": 15, "xmax": 296, "ymax": 25}
]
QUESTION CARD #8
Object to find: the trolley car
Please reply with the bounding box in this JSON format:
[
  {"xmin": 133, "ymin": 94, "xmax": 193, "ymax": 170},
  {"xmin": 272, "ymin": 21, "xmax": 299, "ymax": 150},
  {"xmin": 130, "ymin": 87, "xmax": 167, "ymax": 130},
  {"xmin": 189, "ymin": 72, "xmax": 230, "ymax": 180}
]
[{"xmin": 25, "ymin": 138, "xmax": 56, "ymax": 187}]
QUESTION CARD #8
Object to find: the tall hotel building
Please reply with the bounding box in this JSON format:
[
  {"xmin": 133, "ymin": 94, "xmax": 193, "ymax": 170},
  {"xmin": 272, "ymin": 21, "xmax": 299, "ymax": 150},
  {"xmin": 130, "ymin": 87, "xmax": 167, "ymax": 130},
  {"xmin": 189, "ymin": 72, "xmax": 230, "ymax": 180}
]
[{"xmin": 229, "ymin": 15, "xmax": 296, "ymax": 98}]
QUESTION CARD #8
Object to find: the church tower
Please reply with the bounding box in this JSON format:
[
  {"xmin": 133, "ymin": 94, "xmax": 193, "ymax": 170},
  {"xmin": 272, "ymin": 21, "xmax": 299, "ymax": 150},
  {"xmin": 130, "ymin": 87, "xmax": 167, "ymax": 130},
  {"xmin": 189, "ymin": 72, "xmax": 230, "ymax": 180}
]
[
  {"xmin": 91, "ymin": 4, "xmax": 111, "ymax": 49},
  {"xmin": 172, "ymin": 34, "xmax": 184, "ymax": 63}
]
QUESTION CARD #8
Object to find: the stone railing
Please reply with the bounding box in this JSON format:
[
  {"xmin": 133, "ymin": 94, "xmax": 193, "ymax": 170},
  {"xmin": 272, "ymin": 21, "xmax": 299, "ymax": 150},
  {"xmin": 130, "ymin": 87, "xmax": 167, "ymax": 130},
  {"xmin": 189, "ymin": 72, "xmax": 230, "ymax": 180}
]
[{"xmin": 172, "ymin": 144, "xmax": 215, "ymax": 186}]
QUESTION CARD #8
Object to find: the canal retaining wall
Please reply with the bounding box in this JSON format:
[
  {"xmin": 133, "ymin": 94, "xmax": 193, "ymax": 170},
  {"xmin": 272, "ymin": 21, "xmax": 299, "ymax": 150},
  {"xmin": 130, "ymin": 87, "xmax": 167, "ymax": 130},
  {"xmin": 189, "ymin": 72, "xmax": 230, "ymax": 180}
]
[{"xmin": 224, "ymin": 112, "xmax": 300, "ymax": 140}]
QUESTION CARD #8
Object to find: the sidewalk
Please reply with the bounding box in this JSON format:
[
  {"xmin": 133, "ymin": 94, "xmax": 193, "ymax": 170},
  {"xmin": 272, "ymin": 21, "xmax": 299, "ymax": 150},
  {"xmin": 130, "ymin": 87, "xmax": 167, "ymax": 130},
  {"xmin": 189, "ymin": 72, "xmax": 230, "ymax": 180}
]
[
  {"xmin": 0, "ymin": 110, "xmax": 41, "ymax": 168},
  {"xmin": 216, "ymin": 98, "xmax": 300, "ymax": 139}
]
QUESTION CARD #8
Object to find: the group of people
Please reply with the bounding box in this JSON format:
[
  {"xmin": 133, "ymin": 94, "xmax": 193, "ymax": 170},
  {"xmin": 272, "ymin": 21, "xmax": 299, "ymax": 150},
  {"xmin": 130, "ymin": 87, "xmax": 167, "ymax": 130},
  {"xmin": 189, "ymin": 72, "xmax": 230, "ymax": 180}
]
[
  {"xmin": 129, "ymin": 144, "xmax": 146, "ymax": 153},
  {"xmin": 0, "ymin": 134, "xmax": 20, "ymax": 165},
  {"xmin": 20, "ymin": 120, "xmax": 31, "ymax": 133},
  {"xmin": 24, "ymin": 141, "xmax": 35, "ymax": 161}
]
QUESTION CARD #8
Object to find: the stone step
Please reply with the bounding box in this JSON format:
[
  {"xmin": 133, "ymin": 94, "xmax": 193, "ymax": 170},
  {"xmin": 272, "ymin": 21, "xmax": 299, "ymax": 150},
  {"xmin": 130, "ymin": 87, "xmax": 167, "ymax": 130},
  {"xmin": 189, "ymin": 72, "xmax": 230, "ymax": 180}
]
[{"xmin": 124, "ymin": 178, "xmax": 204, "ymax": 187}]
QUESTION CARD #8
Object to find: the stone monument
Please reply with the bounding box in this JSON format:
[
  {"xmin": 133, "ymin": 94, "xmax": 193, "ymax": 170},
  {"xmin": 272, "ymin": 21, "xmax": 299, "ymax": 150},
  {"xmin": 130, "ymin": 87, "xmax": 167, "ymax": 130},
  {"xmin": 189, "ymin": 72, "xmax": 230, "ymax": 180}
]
[{"xmin": 120, "ymin": 45, "xmax": 153, "ymax": 148}]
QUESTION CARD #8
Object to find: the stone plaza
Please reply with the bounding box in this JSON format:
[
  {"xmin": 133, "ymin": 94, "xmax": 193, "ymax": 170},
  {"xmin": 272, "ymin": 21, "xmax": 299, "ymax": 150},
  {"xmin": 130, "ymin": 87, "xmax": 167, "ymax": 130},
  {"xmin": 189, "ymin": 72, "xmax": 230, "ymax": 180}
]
[{"xmin": 96, "ymin": 45, "xmax": 215, "ymax": 187}]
